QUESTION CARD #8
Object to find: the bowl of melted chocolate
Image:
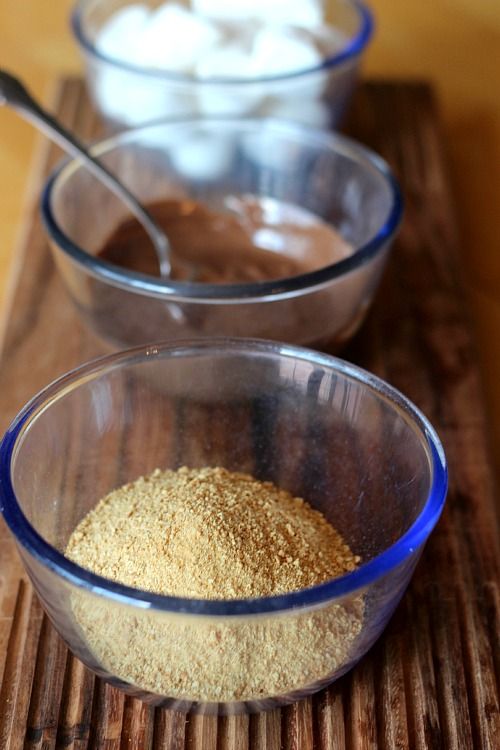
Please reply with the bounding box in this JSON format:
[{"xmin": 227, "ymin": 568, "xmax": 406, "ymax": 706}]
[{"xmin": 42, "ymin": 118, "xmax": 402, "ymax": 350}]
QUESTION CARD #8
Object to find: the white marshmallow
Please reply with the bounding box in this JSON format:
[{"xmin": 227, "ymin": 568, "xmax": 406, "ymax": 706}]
[
  {"xmin": 137, "ymin": 3, "xmax": 222, "ymax": 71},
  {"xmin": 133, "ymin": 91, "xmax": 200, "ymax": 148},
  {"xmin": 92, "ymin": 0, "xmax": 337, "ymax": 126},
  {"xmin": 170, "ymin": 132, "xmax": 235, "ymax": 181},
  {"xmin": 261, "ymin": 96, "xmax": 330, "ymax": 129},
  {"xmin": 194, "ymin": 43, "xmax": 263, "ymax": 115},
  {"xmin": 191, "ymin": 0, "xmax": 324, "ymax": 28},
  {"xmin": 249, "ymin": 26, "xmax": 323, "ymax": 77},
  {"xmin": 197, "ymin": 82, "xmax": 262, "ymax": 116},
  {"xmin": 195, "ymin": 43, "xmax": 253, "ymax": 79},
  {"xmin": 95, "ymin": 4, "xmax": 150, "ymax": 63},
  {"xmin": 93, "ymin": 69, "xmax": 173, "ymax": 126}
]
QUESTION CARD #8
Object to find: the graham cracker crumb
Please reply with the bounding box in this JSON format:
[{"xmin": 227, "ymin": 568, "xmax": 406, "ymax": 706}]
[{"xmin": 66, "ymin": 467, "xmax": 363, "ymax": 702}]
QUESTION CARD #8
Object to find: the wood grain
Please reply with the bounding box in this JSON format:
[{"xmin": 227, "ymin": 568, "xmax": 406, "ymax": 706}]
[
  {"xmin": 56, "ymin": 653, "xmax": 95, "ymax": 750},
  {"xmin": 0, "ymin": 79, "xmax": 498, "ymax": 749},
  {"xmin": 24, "ymin": 615, "xmax": 68, "ymax": 750}
]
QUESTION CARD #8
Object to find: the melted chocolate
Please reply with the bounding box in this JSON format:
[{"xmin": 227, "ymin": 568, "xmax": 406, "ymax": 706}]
[{"xmin": 97, "ymin": 195, "xmax": 352, "ymax": 284}]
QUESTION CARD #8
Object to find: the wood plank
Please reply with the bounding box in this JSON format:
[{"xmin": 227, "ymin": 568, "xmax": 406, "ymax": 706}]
[
  {"xmin": 249, "ymin": 710, "xmax": 281, "ymax": 750},
  {"xmin": 119, "ymin": 697, "xmax": 154, "ymax": 750},
  {"xmin": 282, "ymin": 698, "xmax": 314, "ymax": 750},
  {"xmin": 0, "ymin": 78, "xmax": 497, "ymax": 750},
  {"xmin": 374, "ymin": 613, "xmax": 410, "ymax": 750},
  {"xmin": 185, "ymin": 714, "xmax": 217, "ymax": 750},
  {"xmin": 24, "ymin": 615, "xmax": 68, "ymax": 750},
  {"xmin": 314, "ymin": 685, "xmax": 347, "ymax": 750},
  {"xmin": 400, "ymin": 589, "xmax": 441, "ymax": 750},
  {"xmin": 55, "ymin": 653, "xmax": 95, "ymax": 750},
  {"xmin": 152, "ymin": 709, "xmax": 186, "ymax": 750},
  {"xmin": 87, "ymin": 681, "xmax": 125, "ymax": 749},
  {"xmin": 217, "ymin": 715, "xmax": 249, "ymax": 750},
  {"xmin": 0, "ymin": 583, "xmax": 43, "ymax": 749},
  {"xmin": 345, "ymin": 658, "xmax": 377, "ymax": 750}
]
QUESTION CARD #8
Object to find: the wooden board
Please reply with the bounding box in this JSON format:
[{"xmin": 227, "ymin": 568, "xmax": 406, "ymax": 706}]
[{"xmin": 0, "ymin": 79, "xmax": 498, "ymax": 749}]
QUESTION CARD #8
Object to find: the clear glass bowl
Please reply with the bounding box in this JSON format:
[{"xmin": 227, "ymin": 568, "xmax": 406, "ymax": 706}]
[
  {"xmin": 72, "ymin": 0, "xmax": 373, "ymax": 130},
  {"xmin": 0, "ymin": 339, "xmax": 447, "ymax": 714},
  {"xmin": 42, "ymin": 118, "xmax": 402, "ymax": 351}
]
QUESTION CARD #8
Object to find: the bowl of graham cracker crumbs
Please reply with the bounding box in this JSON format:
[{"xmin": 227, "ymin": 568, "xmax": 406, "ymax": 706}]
[{"xmin": 0, "ymin": 339, "xmax": 447, "ymax": 713}]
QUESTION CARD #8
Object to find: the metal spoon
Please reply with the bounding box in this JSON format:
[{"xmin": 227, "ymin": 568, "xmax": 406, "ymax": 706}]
[{"xmin": 0, "ymin": 69, "xmax": 171, "ymax": 278}]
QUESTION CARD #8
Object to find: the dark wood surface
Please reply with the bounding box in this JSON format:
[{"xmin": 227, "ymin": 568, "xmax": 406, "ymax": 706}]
[{"xmin": 0, "ymin": 79, "xmax": 498, "ymax": 749}]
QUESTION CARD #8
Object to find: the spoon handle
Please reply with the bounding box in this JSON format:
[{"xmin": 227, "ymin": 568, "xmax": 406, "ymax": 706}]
[{"xmin": 0, "ymin": 70, "xmax": 171, "ymax": 277}]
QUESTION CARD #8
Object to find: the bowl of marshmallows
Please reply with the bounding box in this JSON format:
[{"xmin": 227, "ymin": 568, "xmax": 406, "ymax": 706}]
[{"xmin": 72, "ymin": 0, "xmax": 373, "ymax": 129}]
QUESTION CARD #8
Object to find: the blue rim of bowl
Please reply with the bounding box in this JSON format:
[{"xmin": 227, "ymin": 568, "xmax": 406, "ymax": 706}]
[
  {"xmin": 0, "ymin": 338, "xmax": 447, "ymax": 616},
  {"xmin": 41, "ymin": 118, "xmax": 403, "ymax": 302},
  {"xmin": 71, "ymin": 0, "xmax": 374, "ymax": 85}
]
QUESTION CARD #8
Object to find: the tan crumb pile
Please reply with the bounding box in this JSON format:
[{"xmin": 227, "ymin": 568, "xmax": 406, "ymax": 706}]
[
  {"xmin": 66, "ymin": 466, "xmax": 360, "ymax": 598},
  {"xmin": 65, "ymin": 466, "xmax": 364, "ymax": 703}
]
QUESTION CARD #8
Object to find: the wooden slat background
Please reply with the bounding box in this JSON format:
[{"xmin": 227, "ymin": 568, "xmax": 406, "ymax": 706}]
[{"xmin": 0, "ymin": 79, "xmax": 498, "ymax": 749}]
